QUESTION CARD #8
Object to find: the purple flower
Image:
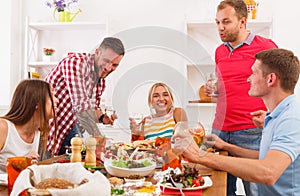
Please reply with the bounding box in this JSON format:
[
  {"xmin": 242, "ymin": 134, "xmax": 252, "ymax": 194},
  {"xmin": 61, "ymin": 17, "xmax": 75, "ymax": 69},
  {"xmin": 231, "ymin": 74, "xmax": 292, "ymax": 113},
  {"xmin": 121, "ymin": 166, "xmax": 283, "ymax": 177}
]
[{"xmin": 45, "ymin": 0, "xmax": 78, "ymax": 12}]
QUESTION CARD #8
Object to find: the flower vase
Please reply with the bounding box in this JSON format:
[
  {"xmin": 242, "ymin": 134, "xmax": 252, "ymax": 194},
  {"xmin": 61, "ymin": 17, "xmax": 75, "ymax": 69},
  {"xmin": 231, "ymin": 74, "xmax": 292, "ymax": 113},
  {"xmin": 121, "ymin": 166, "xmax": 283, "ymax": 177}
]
[{"xmin": 43, "ymin": 55, "xmax": 52, "ymax": 62}]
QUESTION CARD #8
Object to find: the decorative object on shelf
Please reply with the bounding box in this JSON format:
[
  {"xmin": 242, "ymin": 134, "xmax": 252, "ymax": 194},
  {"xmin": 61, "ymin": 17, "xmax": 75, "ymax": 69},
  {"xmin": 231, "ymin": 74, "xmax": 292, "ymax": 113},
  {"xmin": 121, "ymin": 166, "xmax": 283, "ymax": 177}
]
[
  {"xmin": 244, "ymin": 0, "xmax": 258, "ymax": 19},
  {"xmin": 43, "ymin": 48, "xmax": 55, "ymax": 62},
  {"xmin": 45, "ymin": 0, "xmax": 82, "ymax": 22}
]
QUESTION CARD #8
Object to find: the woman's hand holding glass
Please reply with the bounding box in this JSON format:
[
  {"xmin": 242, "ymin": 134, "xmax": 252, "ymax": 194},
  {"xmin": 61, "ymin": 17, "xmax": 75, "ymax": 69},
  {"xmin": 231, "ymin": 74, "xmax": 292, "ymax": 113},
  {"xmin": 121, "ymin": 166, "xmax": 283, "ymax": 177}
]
[{"xmin": 129, "ymin": 113, "xmax": 144, "ymax": 141}]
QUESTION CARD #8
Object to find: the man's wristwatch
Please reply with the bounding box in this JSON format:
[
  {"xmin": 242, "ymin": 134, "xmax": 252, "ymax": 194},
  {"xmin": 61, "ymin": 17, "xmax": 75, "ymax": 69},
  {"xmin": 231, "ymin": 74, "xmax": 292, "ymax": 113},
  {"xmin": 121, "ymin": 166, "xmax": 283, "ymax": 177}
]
[{"xmin": 99, "ymin": 114, "xmax": 105, "ymax": 123}]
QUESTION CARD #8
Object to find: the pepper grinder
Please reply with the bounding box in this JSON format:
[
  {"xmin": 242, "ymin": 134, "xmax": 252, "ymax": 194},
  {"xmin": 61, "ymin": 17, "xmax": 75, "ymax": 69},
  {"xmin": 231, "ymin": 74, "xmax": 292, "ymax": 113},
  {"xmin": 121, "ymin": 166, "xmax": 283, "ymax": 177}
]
[
  {"xmin": 70, "ymin": 137, "xmax": 82, "ymax": 162},
  {"xmin": 85, "ymin": 137, "xmax": 97, "ymax": 166}
]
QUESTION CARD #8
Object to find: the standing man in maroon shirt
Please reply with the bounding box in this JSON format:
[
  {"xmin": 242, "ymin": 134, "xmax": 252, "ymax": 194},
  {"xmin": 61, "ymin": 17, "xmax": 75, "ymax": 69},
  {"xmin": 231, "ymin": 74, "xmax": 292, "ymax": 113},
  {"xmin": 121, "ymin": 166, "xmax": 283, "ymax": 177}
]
[{"xmin": 45, "ymin": 37, "xmax": 125, "ymax": 156}]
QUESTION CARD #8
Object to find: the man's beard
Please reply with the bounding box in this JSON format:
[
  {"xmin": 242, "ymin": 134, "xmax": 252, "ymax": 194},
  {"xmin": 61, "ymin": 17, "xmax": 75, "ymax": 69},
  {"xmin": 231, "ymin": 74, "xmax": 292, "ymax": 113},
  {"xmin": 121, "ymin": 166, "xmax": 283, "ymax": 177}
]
[{"xmin": 220, "ymin": 30, "xmax": 239, "ymax": 43}]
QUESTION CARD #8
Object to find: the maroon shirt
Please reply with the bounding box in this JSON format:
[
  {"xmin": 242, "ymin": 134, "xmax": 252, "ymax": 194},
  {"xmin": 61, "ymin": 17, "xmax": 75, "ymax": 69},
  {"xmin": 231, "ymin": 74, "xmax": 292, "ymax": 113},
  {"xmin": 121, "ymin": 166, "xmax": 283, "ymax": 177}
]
[{"xmin": 45, "ymin": 53, "xmax": 105, "ymax": 154}]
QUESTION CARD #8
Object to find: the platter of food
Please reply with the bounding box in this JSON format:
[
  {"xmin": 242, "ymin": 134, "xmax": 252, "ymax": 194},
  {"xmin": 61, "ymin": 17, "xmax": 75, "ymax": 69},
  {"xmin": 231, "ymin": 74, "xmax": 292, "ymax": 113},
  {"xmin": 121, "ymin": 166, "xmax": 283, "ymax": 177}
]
[
  {"xmin": 155, "ymin": 165, "xmax": 213, "ymax": 192},
  {"xmin": 104, "ymin": 158, "xmax": 156, "ymax": 178},
  {"xmin": 162, "ymin": 176, "xmax": 212, "ymax": 190}
]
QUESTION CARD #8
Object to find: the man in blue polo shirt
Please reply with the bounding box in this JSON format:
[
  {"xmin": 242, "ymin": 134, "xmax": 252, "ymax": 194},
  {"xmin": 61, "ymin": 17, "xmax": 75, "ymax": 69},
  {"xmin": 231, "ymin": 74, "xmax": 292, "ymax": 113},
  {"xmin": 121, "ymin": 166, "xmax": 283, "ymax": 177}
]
[{"xmin": 173, "ymin": 48, "xmax": 300, "ymax": 195}]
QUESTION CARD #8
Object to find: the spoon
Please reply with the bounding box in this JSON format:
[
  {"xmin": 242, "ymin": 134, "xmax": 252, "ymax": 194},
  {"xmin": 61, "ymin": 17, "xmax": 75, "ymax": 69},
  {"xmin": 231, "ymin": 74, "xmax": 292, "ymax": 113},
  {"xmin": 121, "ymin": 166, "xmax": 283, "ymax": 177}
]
[{"xmin": 129, "ymin": 147, "xmax": 139, "ymax": 160}]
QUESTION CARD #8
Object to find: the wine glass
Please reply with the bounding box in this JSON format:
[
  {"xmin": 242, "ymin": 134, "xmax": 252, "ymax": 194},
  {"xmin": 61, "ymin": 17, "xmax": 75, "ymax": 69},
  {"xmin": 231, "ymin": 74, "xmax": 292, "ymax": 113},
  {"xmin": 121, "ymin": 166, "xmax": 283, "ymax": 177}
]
[
  {"xmin": 173, "ymin": 121, "xmax": 206, "ymax": 149},
  {"xmin": 131, "ymin": 113, "xmax": 143, "ymax": 124},
  {"xmin": 206, "ymin": 72, "xmax": 218, "ymax": 97},
  {"xmin": 105, "ymin": 106, "xmax": 115, "ymax": 118}
]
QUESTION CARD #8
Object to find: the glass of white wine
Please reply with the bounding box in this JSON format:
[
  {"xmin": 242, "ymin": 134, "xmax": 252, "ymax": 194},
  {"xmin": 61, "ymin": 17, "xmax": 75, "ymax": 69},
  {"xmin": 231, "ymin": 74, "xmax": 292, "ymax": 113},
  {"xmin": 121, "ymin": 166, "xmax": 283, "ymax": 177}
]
[
  {"xmin": 105, "ymin": 106, "xmax": 115, "ymax": 118},
  {"xmin": 206, "ymin": 72, "xmax": 218, "ymax": 97}
]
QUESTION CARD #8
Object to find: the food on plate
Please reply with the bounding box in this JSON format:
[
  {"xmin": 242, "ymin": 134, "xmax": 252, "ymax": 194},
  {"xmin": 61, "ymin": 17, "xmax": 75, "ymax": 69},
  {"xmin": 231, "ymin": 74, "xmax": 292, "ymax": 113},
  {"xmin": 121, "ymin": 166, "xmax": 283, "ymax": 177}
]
[
  {"xmin": 35, "ymin": 178, "xmax": 84, "ymax": 189},
  {"xmin": 111, "ymin": 188, "xmax": 125, "ymax": 195},
  {"xmin": 136, "ymin": 185, "xmax": 156, "ymax": 193},
  {"xmin": 132, "ymin": 139, "xmax": 155, "ymax": 150},
  {"xmin": 166, "ymin": 165, "xmax": 205, "ymax": 188},
  {"xmin": 105, "ymin": 143, "xmax": 155, "ymax": 161},
  {"xmin": 156, "ymin": 165, "xmax": 205, "ymax": 189},
  {"xmin": 108, "ymin": 177, "xmax": 124, "ymax": 186},
  {"xmin": 112, "ymin": 158, "xmax": 152, "ymax": 169}
]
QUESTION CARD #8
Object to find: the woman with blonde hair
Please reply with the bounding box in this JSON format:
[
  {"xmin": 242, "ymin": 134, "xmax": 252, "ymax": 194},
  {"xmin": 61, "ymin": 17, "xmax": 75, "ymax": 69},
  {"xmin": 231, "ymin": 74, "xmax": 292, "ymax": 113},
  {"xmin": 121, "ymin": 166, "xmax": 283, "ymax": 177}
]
[
  {"xmin": 0, "ymin": 80, "xmax": 58, "ymax": 174},
  {"xmin": 130, "ymin": 82, "xmax": 187, "ymax": 140}
]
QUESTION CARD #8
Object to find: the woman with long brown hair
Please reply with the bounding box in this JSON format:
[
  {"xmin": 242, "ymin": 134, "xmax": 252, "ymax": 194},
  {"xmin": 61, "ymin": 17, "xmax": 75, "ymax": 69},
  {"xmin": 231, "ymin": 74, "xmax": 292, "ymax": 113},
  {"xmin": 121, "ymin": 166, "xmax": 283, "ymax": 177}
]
[{"xmin": 0, "ymin": 79, "xmax": 58, "ymax": 174}]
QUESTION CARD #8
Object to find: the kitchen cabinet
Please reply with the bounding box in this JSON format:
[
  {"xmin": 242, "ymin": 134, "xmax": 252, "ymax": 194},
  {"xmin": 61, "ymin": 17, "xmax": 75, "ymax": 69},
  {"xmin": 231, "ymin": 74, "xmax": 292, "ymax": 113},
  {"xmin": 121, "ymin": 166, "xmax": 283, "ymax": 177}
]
[
  {"xmin": 24, "ymin": 17, "xmax": 107, "ymax": 79},
  {"xmin": 184, "ymin": 19, "xmax": 273, "ymax": 130}
]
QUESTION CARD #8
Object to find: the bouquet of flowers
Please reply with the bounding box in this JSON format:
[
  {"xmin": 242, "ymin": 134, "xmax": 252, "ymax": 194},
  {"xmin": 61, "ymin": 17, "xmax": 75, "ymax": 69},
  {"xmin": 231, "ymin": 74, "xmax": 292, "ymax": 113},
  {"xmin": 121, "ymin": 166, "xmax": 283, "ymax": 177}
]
[
  {"xmin": 43, "ymin": 48, "xmax": 55, "ymax": 56},
  {"xmin": 45, "ymin": 0, "xmax": 79, "ymax": 12}
]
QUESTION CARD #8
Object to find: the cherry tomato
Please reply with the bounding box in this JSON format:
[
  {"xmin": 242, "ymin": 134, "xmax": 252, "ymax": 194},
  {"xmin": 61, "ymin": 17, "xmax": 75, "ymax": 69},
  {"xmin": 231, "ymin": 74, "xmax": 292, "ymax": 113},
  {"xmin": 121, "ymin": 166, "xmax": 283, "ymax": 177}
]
[{"xmin": 192, "ymin": 179, "xmax": 201, "ymax": 187}]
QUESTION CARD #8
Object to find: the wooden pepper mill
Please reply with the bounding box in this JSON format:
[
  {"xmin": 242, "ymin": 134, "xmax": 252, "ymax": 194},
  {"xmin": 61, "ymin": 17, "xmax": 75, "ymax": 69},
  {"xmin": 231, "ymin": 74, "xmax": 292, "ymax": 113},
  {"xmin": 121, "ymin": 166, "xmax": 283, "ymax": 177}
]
[
  {"xmin": 70, "ymin": 137, "xmax": 82, "ymax": 162},
  {"xmin": 85, "ymin": 137, "xmax": 97, "ymax": 166}
]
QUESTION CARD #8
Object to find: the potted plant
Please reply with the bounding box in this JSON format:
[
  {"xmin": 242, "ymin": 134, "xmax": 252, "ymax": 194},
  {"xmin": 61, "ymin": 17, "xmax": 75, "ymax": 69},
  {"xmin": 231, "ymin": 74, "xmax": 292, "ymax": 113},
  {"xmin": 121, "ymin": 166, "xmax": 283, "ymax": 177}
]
[{"xmin": 43, "ymin": 48, "xmax": 55, "ymax": 62}]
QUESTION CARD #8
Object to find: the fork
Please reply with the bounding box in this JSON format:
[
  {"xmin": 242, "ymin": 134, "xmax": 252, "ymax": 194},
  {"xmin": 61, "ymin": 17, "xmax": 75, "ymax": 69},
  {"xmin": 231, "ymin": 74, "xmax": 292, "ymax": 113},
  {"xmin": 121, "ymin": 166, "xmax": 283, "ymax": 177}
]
[{"xmin": 170, "ymin": 176, "xmax": 185, "ymax": 196}]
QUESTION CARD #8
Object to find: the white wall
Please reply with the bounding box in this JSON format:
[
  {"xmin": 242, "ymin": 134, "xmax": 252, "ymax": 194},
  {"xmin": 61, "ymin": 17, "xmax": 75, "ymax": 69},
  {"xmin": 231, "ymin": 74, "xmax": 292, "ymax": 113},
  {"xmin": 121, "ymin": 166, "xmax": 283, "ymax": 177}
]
[
  {"xmin": 2, "ymin": 0, "xmax": 300, "ymax": 122},
  {"xmin": 0, "ymin": 1, "xmax": 12, "ymax": 114}
]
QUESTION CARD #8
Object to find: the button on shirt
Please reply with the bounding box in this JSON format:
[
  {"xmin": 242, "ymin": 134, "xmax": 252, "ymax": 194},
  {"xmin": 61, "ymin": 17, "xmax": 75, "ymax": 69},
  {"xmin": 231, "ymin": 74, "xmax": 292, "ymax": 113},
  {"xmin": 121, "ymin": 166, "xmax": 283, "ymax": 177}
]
[
  {"xmin": 45, "ymin": 53, "xmax": 105, "ymax": 155},
  {"xmin": 259, "ymin": 95, "xmax": 300, "ymax": 195}
]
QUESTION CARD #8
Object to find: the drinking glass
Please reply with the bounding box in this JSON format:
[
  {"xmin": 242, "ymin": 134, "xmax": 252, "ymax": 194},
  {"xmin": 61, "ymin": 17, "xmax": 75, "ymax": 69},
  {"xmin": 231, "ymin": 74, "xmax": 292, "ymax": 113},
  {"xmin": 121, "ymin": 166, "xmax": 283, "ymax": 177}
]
[
  {"xmin": 131, "ymin": 113, "xmax": 143, "ymax": 124},
  {"xmin": 130, "ymin": 113, "xmax": 144, "ymax": 142},
  {"xmin": 105, "ymin": 106, "xmax": 115, "ymax": 118},
  {"xmin": 173, "ymin": 121, "xmax": 206, "ymax": 148},
  {"xmin": 206, "ymin": 72, "xmax": 218, "ymax": 97},
  {"xmin": 6, "ymin": 156, "xmax": 31, "ymax": 195}
]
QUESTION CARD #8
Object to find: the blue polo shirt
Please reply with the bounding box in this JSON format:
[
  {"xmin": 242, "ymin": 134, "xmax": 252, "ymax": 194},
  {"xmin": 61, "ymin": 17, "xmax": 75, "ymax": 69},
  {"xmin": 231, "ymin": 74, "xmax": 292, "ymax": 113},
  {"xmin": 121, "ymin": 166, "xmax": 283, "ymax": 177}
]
[{"xmin": 259, "ymin": 94, "xmax": 300, "ymax": 195}]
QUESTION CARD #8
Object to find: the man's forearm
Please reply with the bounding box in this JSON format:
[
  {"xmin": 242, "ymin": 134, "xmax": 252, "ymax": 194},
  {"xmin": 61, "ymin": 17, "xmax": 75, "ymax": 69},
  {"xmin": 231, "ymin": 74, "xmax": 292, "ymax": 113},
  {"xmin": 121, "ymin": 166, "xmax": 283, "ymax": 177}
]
[
  {"xmin": 223, "ymin": 142, "xmax": 259, "ymax": 159},
  {"xmin": 76, "ymin": 110, "xmax": 102, "ymax": 136}
]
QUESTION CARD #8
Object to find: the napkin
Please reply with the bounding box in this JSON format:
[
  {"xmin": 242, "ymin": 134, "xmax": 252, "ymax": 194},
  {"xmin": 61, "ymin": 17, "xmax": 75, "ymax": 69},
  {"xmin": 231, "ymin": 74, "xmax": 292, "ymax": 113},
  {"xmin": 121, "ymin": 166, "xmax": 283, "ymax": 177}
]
[
  {"xmin": 161, "ymin": 187, "xmax": 202, "ymax": 196},
  {"xmin": 11, "ymin": 162, "xmax": 110, "ymax": 196}
]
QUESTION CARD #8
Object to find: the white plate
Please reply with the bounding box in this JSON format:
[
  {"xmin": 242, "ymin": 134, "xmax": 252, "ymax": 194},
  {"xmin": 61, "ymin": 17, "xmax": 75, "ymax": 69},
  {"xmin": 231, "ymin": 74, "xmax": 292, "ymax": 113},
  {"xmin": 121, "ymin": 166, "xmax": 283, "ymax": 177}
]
[
  {"xmin": 0, "ymin": 173, "xmax": 8, "ymax": 186},
  {"xmin": 124, "ymin": 177, "xmax": 145, "ymax": 183},
  {"xmin": 162, "ymin": 176, "xmax": 212, "ymax": 190}
]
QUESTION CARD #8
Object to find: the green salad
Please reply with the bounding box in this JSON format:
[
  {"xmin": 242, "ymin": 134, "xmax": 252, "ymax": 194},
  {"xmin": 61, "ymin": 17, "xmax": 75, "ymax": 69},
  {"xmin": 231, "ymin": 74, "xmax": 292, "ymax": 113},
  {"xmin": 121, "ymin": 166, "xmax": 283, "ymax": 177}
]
[{"xmin": 112, "ymin": 158, "xmax": 152, "ymax": 169}]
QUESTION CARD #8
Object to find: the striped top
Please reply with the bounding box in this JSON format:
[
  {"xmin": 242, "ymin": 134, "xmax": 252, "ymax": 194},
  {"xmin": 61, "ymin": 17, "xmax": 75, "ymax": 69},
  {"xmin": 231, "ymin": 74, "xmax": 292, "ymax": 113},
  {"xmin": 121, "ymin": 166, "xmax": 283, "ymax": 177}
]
[{"xmin": 143, "ymin": 110, "xmax": 175, "ymax": 140}]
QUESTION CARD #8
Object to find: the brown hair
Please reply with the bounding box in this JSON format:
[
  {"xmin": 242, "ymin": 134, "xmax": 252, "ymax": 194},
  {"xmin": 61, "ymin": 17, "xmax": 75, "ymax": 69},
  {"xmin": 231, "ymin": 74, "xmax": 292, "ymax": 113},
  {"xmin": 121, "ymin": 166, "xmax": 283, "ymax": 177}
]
[
  {"xmin": 148, "ymin": 82, "xmax": 174, "ymax": 108},
  {"xmin": 218, "ymin": 0, "xmax": 248, "ymax": 20},
  {"xmin": 255, "ymin": 48, "xmax": 300, "ymax": 92},
  {"xmin": 2, "ymin": 79, "xmax": 57, "ymax": 158},
  {"xmin": 99, "ymin": 37, "xmax": 125, "ymax": 55}
]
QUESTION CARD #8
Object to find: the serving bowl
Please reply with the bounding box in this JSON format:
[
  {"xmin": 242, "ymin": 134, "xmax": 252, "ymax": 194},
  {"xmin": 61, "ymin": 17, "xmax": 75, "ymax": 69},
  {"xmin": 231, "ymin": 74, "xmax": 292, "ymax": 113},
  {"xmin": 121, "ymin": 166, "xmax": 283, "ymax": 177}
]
[{"xmin": 104, "ymin": 158, "xmax": 156, "ymax": 178}]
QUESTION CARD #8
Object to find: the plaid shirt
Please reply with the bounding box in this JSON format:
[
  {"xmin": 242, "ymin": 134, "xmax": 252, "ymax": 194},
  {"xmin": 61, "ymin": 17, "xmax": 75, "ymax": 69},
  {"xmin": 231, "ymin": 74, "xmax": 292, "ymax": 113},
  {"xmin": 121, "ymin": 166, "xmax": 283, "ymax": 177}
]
[{"xmin": 45, "ymin": 53, "xmax": 105, "ymax": 155}]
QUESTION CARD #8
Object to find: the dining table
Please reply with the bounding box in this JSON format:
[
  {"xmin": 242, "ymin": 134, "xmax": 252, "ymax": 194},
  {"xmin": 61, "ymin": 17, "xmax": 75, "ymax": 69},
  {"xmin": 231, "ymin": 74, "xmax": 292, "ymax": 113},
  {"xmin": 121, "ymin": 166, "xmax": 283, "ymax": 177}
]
[{"xmin": 0, "ymin": 151, "xmax": 227, "ymax": 196}]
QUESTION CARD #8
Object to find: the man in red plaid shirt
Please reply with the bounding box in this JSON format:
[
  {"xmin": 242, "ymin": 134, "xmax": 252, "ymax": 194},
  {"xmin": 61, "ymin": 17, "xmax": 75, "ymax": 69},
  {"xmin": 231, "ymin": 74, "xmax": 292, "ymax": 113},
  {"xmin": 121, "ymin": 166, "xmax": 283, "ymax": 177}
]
[{"xmin": 45, "ymin": 37, "xmax": 125, "ymax": 156}]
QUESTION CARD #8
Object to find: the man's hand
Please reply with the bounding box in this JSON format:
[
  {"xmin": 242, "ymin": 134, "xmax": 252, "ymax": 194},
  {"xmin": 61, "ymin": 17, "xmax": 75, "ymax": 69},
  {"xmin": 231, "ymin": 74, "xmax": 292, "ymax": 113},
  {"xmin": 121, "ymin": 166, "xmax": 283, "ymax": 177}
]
[
  {"xmin": 76, "ymin": 110, "xmax": 101, "ymax": 136},
  {"xmin": 204, "ymin": 134, "xmax": 227, "ymax": 151},
  {"xmin": 250, "ymin": 110, "xmax": 266, "ymax": 129},
  {"xmin": 171, "ymin": 129, "xmax": 208, "ymax": 163}
]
